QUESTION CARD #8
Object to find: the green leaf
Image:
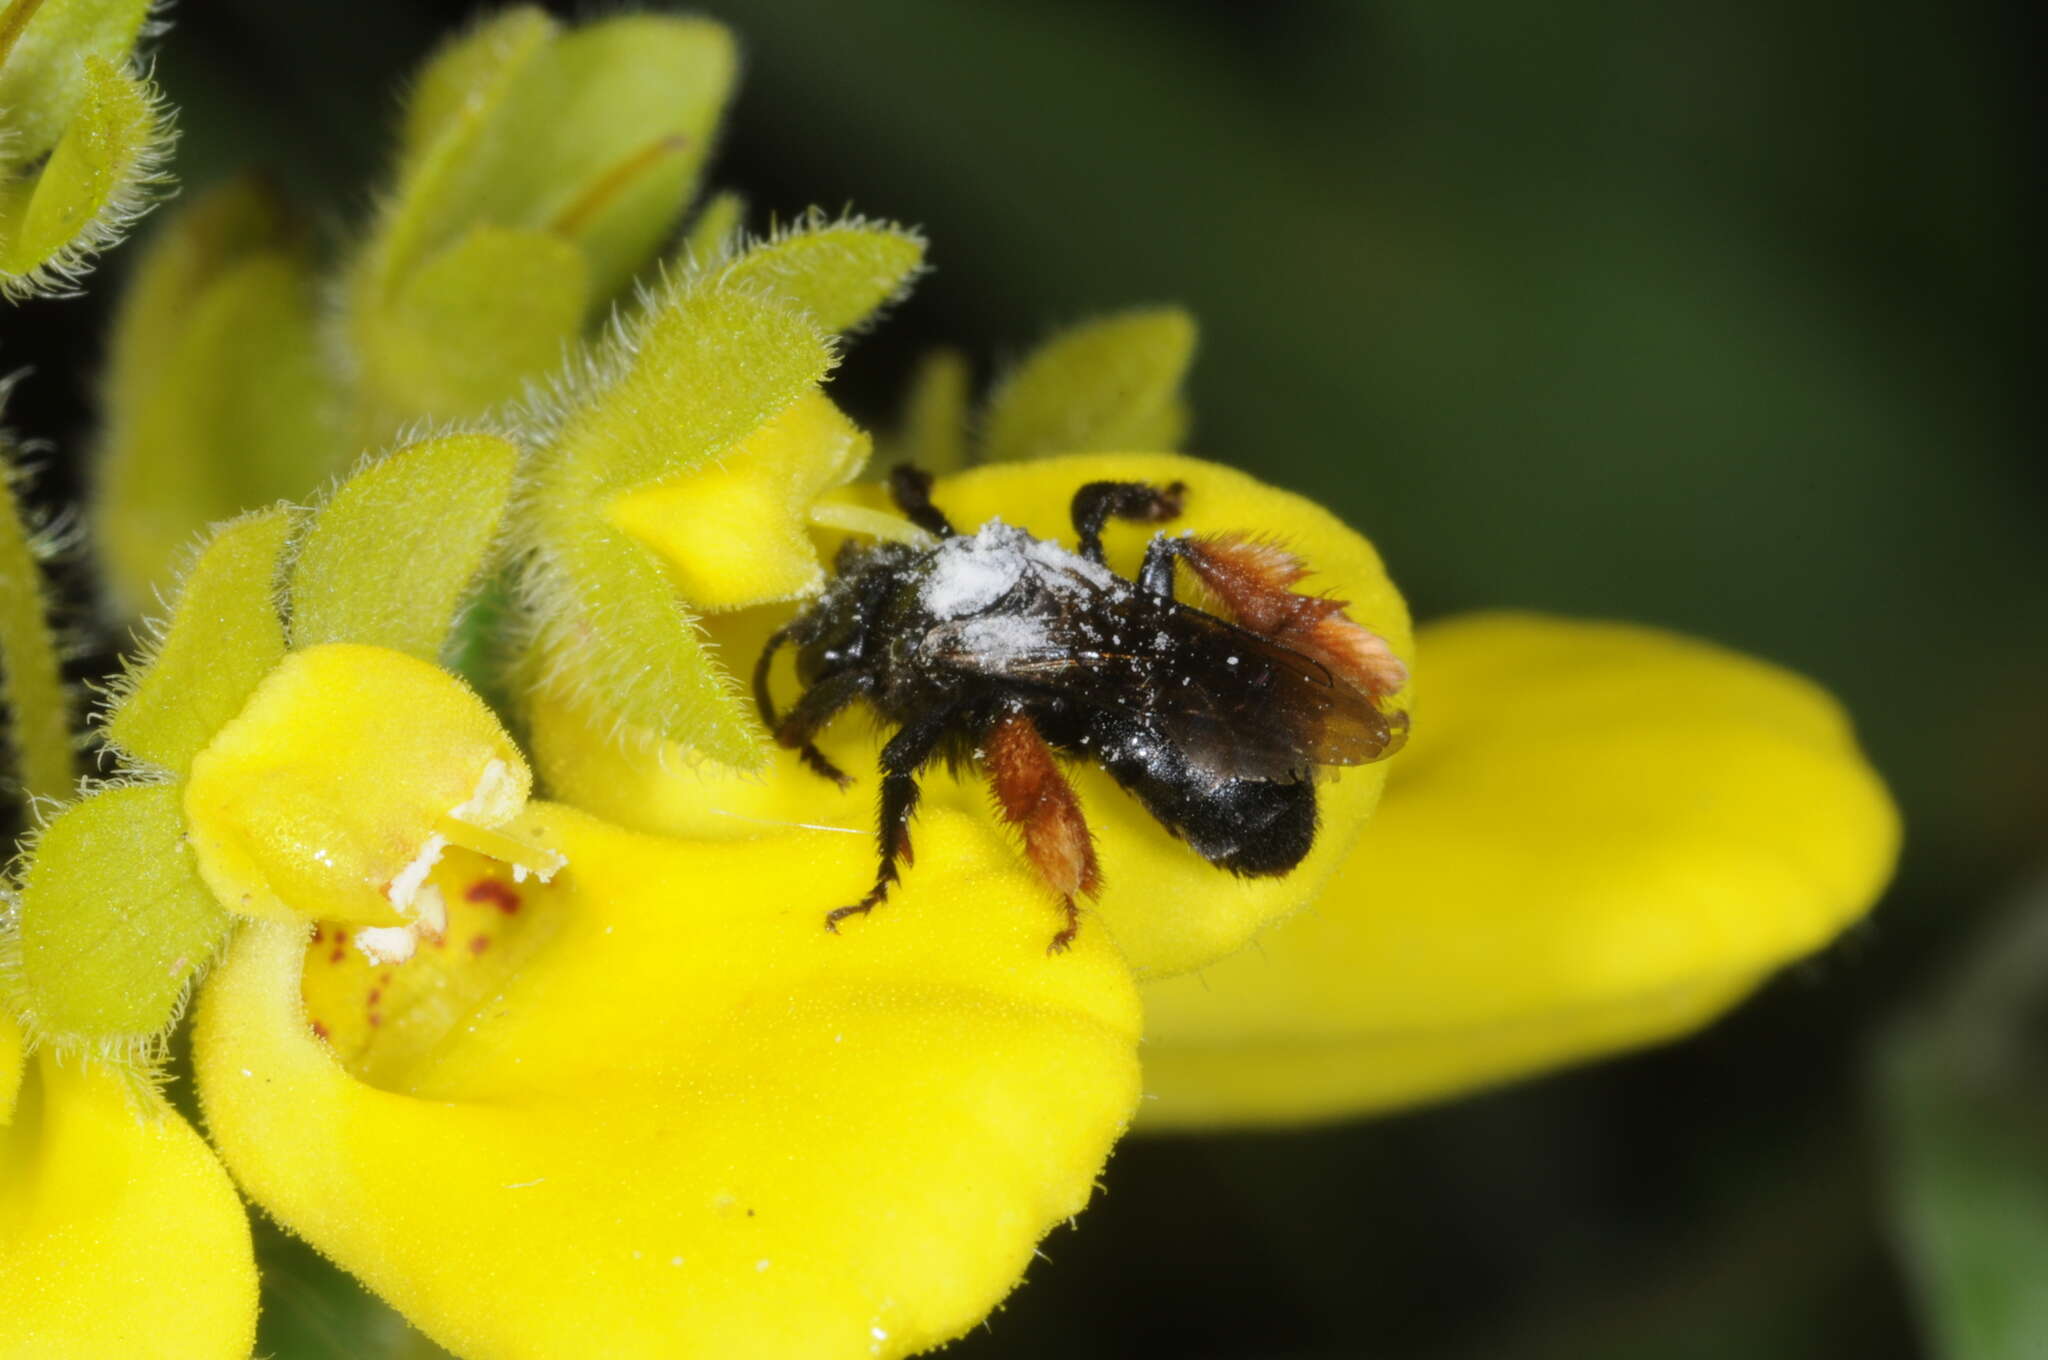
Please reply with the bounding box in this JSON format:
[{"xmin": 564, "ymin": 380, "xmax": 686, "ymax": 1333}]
[
  {"xmin": 980, "ymin": 306, "xmax": 1197, "ymax": 462},
  {"xmin": 535, "ymin": 278, "xmax": 833, "ymax": 501},
  {"xmin": 17, "ymin": 782, "xmax": 233, "ymax": 1045},
  {"xmin": 1876, "ymin": 882, "xmax": 2048, "ymax": 1360},
  {"xmin": 96, "ymin": 182, "xmax": 343, "ymax": 615},
  {"xmin": 716, "ymin": 214, "xmax": 925, "ymax": 333},
  {"xmin": 289, "ymin": 434, "xmax": 520, "ymax": 661},
  {"xmin": 0, "ymin": 448, "xmax": 70, "ymax": 803},
  {"xmin": 528, "ymin": 522, "xmax": 758, "ymax": 767},
  {"xmin": 0, "ymin": 0, "xmax": 151, "ymax": 166},
  {"xmin": 0, "ymin": 55, "xmax": 169, "ymax": 297},
  {"xmin": 103, "ymin": 509, "xmax": 292, "ymax": 776}
]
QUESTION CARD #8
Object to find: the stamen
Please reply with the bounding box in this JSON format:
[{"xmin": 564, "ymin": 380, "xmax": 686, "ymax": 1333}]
[
  {"xmin": 356, "ymin": 925, "xmax": 418, "ymax": 965},
  {"xmin": 808, "ymin": 502, "xmax": 937, "ymax": 547},
  {"xmin": 432, "ymin": 814, "xmax": 567, "ymax": 883}
]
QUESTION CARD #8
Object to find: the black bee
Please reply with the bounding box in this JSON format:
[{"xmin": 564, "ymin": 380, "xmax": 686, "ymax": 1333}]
[{"xmin": 754, "ymin": 466, "xmax": 1409, "ymax": 952}]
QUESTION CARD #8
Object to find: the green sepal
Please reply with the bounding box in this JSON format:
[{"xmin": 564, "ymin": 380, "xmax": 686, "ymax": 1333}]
[
  {"xmin": 367, "ymin": 224, "xmax": 588, "ymax": 422},
  {"xmin": 395, "ymin": 6, "xmax": 555, "ymax": 180},
  {"xmin": 0, "ymin": 448, "xmax": 71, "ymax": 803},
  {"xmin": 895, "ymin": 347, "xmax": 971, "ymax": 474},
  {"xmin": 0, "ymin": 55, "xmax": 168, "ymax": 297},
  {"xmin": 716, "ymin": 214, "xmax": 926, "ymax": 333},
  {"xmin": 537, "ymin": 278, "xmax": 833, "ymax": 501},
  {"xmin": 981, "ymin": 306, "xmax": 1197, "ymax": 462},
  {"xmin": 367, "ymin": 6, "xmax": 554, "ymax": 301},
  {"xmin": 102, "ymin": 509, "xmax": 292, "ymax": 776},
  {"xmin": 17, "ymin": 782, "xmax": 233, "ymax": 1045},
  {"xmin": 529, "ymin": 521, "xmax": 757, "ymax": 768},
  {"xmin": 678, "ymin": 190, "xmax": 745, "ymax": 267},
  {"xmin": 0, "ymin": 0, "xmax": 151, "ymax": 165},
  {"xmin": 96, "ymin": 180, "xmax": 342, "ymax": 616},
  {"xmin": 349, "ymin": 11, "xmax": 736, "ymax": 433},
  {"xmin": 289, "ymin": 433, "xmax": 520, "ymax": 661},
  {"xmin": 520, "ymin": 278, "xmax": 839, "ymax": 763},
  {"xmin": 519, "ymin": 14, "xmax": 735, "ymax": 301}
]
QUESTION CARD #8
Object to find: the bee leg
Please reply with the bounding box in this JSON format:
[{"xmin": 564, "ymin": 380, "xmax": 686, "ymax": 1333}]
[
  {"xmin": 1137, "ymin": 532, "xmax": 1192, "ymax": 598},
  {"xmin": 826, "ymin": 715, "xmax": 950, "ymax": 934},
  {"xmin": 888, "ymin": 463, "xmax": 957, "ymax": 538},
  {"xmin": 1183, "ymin": 535, "xmax": 1408, "ymax": 696},
  {"xmin": 1049, "ymin": 898, "xmax": 1083, "ymax": 955},
  {"xmin": 1071, "ymin": 480, "xmax": 1187, "ymax": 562},
  {"xmin": 772, "ymin": 668, "xmax": 871, "ymax": 789},
  {"xmin": 981, "ymin": 712, "xmax": 1102, "ymax": 953}
]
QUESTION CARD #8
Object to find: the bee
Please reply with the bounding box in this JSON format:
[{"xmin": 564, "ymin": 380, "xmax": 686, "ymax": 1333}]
[{"xmin": 754, "ymin": 466, "xmax": 1410, "ymax": 953}]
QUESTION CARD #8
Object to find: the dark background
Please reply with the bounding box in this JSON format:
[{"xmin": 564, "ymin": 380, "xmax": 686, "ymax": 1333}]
[{"xmin": 6, "ymin": 3, "xmax": 2042, "ymax": 1356}]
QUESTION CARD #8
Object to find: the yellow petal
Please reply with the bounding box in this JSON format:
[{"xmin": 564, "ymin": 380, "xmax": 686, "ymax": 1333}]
[
  {"xmin": 0, "ymin": 1011, "xmax": 21, "ymax": 1125},
  {"xmin": 183, "ymin": 643, "xmax": 539, "ymax": 927},
  {"xmin": 540, "ymin": 453, "xmax": 1412, "ymax": 980},
  {"xmin": 606, "ymin": 390, "xmax": 870, "ymax": 610},
  {"xmin": 194, "ymin": 803, "xmax": 1140, "ymax": 1359},
  {"xmin": 0, "ymin": 1037, "xmax": 257, "ymax": 1359},
  {"xmin": 1139, "ymin": 612, "xmax": 1901, "ymax": 1127}
]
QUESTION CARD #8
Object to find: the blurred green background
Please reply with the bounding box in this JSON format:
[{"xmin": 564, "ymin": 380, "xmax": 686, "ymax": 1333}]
[{"xmin": 6, "ymin": 2, "xmax": 2043, "ymax": 1356}]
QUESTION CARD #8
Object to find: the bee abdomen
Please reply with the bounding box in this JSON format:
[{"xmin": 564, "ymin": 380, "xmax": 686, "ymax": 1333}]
[{"xmin": 1098, "ymin": 736, "xmax": 1319, "ymax": 877}]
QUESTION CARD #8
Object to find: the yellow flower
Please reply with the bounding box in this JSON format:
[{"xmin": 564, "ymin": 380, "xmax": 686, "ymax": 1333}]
[
  {"xmin": 517, "ymin": 225, "xmax": 923, "ymax": 769},
  {"xmin": 182, "ymin": 642, "xmax": 549, "ymax": 932},
  {"xmin": 1138, "ymin": 612, "xmax": 1900, "ymax": 1126},
  {"xmin": 192, "ymin": 804, "xmax": 1141, "ymax": 1358},
  {"xmin": 17, "ymin": 433, "xmax": 536, "ymax": 1048},
  {"xmin": 0, "ymin": 1013, "xmax": 257, "ymax": 1357},
  {"xmin": 11, "ymin": 430, "xmax": 1146, "ymax": 1358}
]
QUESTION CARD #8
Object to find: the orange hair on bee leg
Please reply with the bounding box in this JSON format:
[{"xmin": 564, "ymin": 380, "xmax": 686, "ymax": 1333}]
[
  {"xmin": 984, "ymin": 713, "xmax": 1103, "ymax": 913},
  {"xmin": 1184, "ymin": 533, "xmax": 1409, "ymax": 697}
]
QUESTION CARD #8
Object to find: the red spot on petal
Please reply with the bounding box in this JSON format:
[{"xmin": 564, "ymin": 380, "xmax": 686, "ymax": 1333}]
[
  {"xmin": 366, "ymin": 988, "xmax": 383, "ymax": 1005},
  {"xmin": 468, "ymin": 934, "xmax": 491, "ymax": 956},
  {"xmin": 367, "ymin": 1011, "xmax": 382, "ymax": 1027},
  {"xmin": 310, "ymin": 1020, "xmax": 330, "ymax": 1041},
  {"xmin": 466, "ymin": 879, "xmax": 522, "ymax": 914}
]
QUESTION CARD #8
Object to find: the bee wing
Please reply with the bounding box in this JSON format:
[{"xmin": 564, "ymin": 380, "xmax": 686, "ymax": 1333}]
[
  {"xmin": 1131, "ymin": 613, "xmax": 1407, "ymax": 780},
  {"xmin": 924, "ymin": 585, "xmax": 1404, "ymax": 781}
]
